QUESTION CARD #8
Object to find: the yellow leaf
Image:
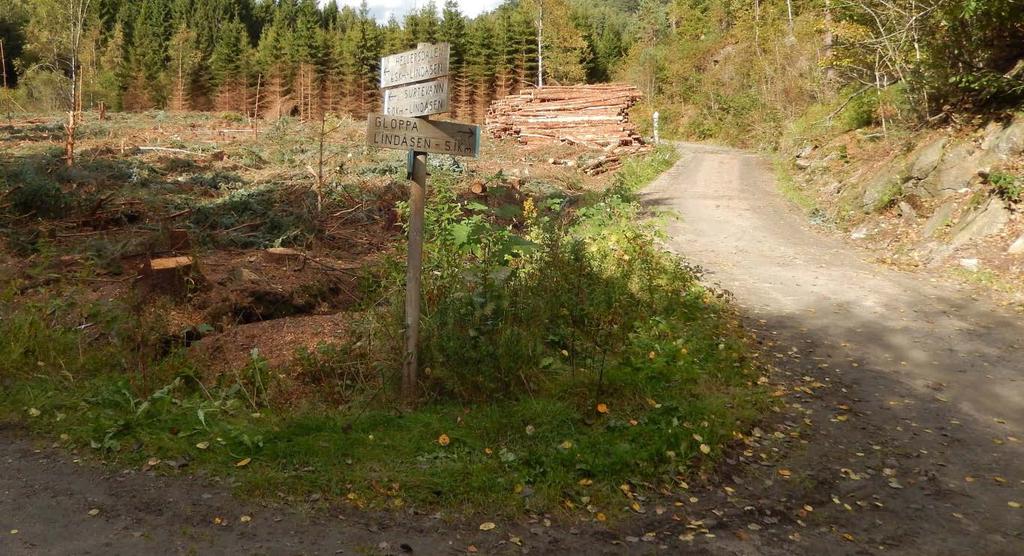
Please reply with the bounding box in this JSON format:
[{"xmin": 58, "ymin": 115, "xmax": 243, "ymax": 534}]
[
  {"xmin": 629, "ymin": 419, "xmax": 638, "ymax": 426},
  {"xmin": 699, "ymin": 444, "xmax": 711, "ymax": 455},
  {"xmin": 87, "ymin": 508, "xmax": 100, "ymax": 517},
  {"xmin": 27, "ymin": 408, "xmax": 41, "ymax": 417},
  {"xmin": 438, "ymin": 434, "xmax": 450, "ymax": 446},
  {"xmin": 560, "ymin": 440, "xmax": 573, "ymax": 450},
  {"xmin": 1009, "ymin": 501, "xmax": 1021, "ymax": 509},
  {"xmin": 484, "ymin": 447, "xmax": 493, "ymax": 455},
  {"xmin": 596, "ymin": 512, "xmax": 607, "ymax": 522},
  {"xmin": 842, "ymin": 533, "xmax": 855, "ymax": 542},
  {"xmin": 579, "ymin": 478, "xmax": 593, "ymax": 486},
  {"xmin": 195, "ymin": 441, "xmax": 210, "ymax": 450},
  {"xmin": 240, "ymin": 515, "xmax": 252, "ymax": 523},
  {"xmin": 778, "ymin": 469, "xmax": 792, "ymax": 477},
  {"xmin": 479, "ymin": 522, "xmax": 496, "ymax": 531},
  {"xmin": 236, "ymin": 457, "xmax": 251, "ymax": 467},
  {"xmin": 596, "ymin": 403, "xmax": 609, "ymax": 414}
]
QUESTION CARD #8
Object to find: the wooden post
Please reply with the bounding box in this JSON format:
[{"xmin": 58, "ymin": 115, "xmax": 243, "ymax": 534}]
[{"xmin": 403, "ymin": 150, "xmax": 428, "ymax": 402}]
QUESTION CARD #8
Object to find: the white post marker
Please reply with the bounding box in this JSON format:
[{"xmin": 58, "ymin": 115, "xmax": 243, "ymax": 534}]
[
  {"xmin": 368, "ymin": 43, "xmax": 481, "ymax": 403},
  {"xmin": 653, "ymin": 111, "xmax": 660, "ymax": 145}
]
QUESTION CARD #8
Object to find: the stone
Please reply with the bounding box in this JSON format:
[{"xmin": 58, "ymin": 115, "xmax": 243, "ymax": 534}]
[
  {"xmin": 229, "ymin": 267, "xmax": 262, "ymax": 285},
  {"xmin": 795, "ymin": 158, "xmax": 813, "ymax": 170},
  {"xmin": 922, "ymin": 202, "xmax": 956, "ymax": 238},
  {"xmin": 907, "ymin": 138, "xmax": 947, "ymax": 180},
  {"xmin": 919, "ymin": 142, "xmax": 983, "ymax": 198},
  {"xmin": 1008, "ymin": 234, "xmax": 1024, "ymax": 255},
  {"xmin": 898, "ymin": 201, "xmax": 918, "ymax": 221},
  {"xmin": 862, "ymin": 170, "xmax": 902, "ymax": 213},
  {"xmin": 988, "ymin": 117, "xmax": 1024, "ymax": 159},
  {"xmin": 959, "ymin": 258, "xmax": 980, "ymax": 271},
  {"xmin": 948, "ymin": 198, "xmax": 1011, "ymax": 250}
]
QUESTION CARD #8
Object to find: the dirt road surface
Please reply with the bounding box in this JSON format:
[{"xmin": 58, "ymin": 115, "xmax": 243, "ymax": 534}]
[{"xmin": 2, "ymin": 143, "xmax": 1022, "ymax": 555}]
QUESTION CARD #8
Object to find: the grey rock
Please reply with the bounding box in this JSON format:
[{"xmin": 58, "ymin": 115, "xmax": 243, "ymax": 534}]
[
  {"xmin": 230, "ymin": 267, "xmax": 262, "ymax": 285},
  {"xmin": 898, "ymin": 201, "xmax": 918, "ymax": 221},
  {"xmin": 949, "ymin": 198, "xmax": 1011, "ymax": 250},
  {"xmin": 987, "ymin": 117, "xmax": 1024, "ymax": 159},
  {"xmin": 907, "ymin": 138, "xmax": 947, "ymax": 180},
  {"xmin": 922, "ymin": 202, "xmax": 956, "ymax": 238},
  {"xmin": 1008, "ymin": 234, "xmax": 1024, "ymax": 255},
  {"xmin": 795, "ymin": 158, "xmax": 813, "ymax": 170},
  {"xmin": 797, "ymin": 145, "xmax": 815, "ymax": 159},
  {"xmin": 959, "ymin": 258, "xmax": 980, "ymax": 271},
  {"xmin": 920, "ymin": 142, "xmax": 983, "ymax": 198},
  {"xmin": 862, "ymin": 171, "xmax": 902, "ymax": 213}
]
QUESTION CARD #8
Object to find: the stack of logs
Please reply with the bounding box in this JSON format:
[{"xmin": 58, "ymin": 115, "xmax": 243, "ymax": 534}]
[{"xmin": 486, "ymin": 84, "xmax": 647, "ymax": 164}]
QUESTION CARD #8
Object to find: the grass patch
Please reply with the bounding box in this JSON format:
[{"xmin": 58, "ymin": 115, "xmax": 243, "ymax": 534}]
[
  {"xmin": 774, "ymin": 160, "xmax": 820, "ymax": 215},
  {"xmin": 0, "ymin": 147, "xmax": 766, "ymax": 518}
]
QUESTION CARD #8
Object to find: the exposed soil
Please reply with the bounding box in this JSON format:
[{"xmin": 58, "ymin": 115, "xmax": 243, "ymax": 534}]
[{"xmin": 3, "ymin": 142, "xmax": 1023, "ymax": 555}]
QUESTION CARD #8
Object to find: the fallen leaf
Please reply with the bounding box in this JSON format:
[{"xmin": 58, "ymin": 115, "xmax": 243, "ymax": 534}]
[
  {"xmin": 10, "ymin": 529, "xmax": 18, "ymax": 535},
  {"xmin": 596, "ymin": 403, "xmax": 609, "ymax": 414},
  {"xmin": 195, "ymin": 441, "xmax": 210, "ymax": 450},
  {"xmin": 27, "ymin": 408, "xmax": 41, "ymax": 417},
  {"xmin": 842, "ymin": 533, "xmax": 855, "ymax": 542},
  {"xmin": 525, "ymin": 425, "xmax": 535, "ymax": 435},
  {"xmin": 479, "ymin": 522, "xmax": 496, "ymax": 531},
  {"xmin": 467, "ymin": 545, "xmax": 478, "ymax": 553},
  {"xmin": 437, "ymin": 434, "xmax": 450, "ymax": 447},
  {"xmin": 1009, "ymin": 501, "xmax": 1021, "ymax": 509},
  {"xmin": 579, "ymin": 478, "xmax": 593, "ymax": 486},
  {"xmin": 778, "ymin": 469, "xmax": 792, "ymax": 478},
  {"xmin": 240, "ymin": 515, "xmax": 252, "ymax": 523},
  {"xmin": 560, "ymin": 440, "xmax": 574, "ymax": 450},
  {"xmin": 699, "ymin": 444, "xmax": 711, "ymax": 455},
  {"xmin": 87, "ymin": 509, "xmax": 100, "ymax": 517},
  {"xmin": 212, "ymin": 516, "xmax": 224, "ymax": 525},
  {"xmin": 236, "ymin": 458, "xmax": 251, "ymax": 467},
  {"xmin": 595, "ymin": 512, "xmax": 607, "ymax": 522}
]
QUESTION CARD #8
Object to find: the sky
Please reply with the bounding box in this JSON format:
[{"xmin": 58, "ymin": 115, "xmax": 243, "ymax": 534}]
[{"xmin": 332, "ymin": 1, "xmax": 505, "ymax": 22}]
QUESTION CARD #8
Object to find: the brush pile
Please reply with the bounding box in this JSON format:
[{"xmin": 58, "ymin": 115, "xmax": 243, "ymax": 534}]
[{"xmin": 486, "ymin": 84, "xmax": 647, "ymax": 153}]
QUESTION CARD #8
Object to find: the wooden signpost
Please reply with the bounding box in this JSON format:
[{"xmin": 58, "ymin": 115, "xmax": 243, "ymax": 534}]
[{"xmin": 368, "ymin": 43, "xmax": 480, "ymax": 402}]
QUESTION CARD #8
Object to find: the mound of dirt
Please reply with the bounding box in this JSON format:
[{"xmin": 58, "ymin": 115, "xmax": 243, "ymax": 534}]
[{"xmin": 189, "ymin": 312, "xmax": 351, "ymax": 374}]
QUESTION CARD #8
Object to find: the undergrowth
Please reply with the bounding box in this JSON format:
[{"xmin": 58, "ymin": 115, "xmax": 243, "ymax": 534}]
[{"xmin": 0, "ymin": 146, "xmax": 766, "ymax": 518}]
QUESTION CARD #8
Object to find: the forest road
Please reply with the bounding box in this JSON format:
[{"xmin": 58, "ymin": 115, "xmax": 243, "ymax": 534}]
[{"xmin": 642, "ymin": 142, "xmax": 1024, "ymax": 554}]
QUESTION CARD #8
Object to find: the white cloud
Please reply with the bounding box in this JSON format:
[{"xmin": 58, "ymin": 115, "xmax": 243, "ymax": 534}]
[{"xmin": 330, "ymin": 1, "xmax": 505, "ymax": 22}]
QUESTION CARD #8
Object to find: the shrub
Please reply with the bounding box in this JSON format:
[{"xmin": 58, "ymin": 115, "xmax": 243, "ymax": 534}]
[
  {"xmin": 5, "ymin": 166, "xmax": 69, "ymax": 218},
  {"xmin": 990, "ymin": 171, "xmax": 1022, "ymax": 203}
]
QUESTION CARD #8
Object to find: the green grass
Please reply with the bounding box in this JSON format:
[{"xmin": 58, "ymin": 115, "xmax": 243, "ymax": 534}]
[
  {"xmin": 774, "ymin": 160, "xmax": 820, "ymax": 214},
  {"xmin": 0, "ymin": 146, "xmax": 766, "ymax": 519}
]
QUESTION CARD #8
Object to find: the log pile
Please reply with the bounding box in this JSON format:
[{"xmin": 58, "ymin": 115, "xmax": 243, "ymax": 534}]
[{"xmin": 486, "ymin": 84, "xmax": 646, "ymax": 151}]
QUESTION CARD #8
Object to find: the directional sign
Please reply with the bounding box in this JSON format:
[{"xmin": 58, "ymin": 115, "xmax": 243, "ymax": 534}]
[
  {"xmin": 367, "ymin": 114, "xmax": 479, "ymax": 158},
  {"xmin": 385, "ymin": 77, "xmax": 450, "ymax": 118},
  {"xmin": 380, "ymin": 43, "xmax": 450, "ymax": 89}
]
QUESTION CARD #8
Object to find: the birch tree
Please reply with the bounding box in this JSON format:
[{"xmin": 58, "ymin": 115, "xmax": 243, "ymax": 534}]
[{"xmin": 25, "ymin": 0, "xmax": 93, "ymax": 165}]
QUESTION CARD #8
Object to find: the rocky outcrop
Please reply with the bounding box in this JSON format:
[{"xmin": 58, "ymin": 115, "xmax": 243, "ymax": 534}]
[
  {"xmin": 922, "ymin": 202, "xmax": 956, "ymax": 238},
  {"xmin": 918, "ymin": 143, "xmax": 985, "ymax": 198},
  {"xmin": 861, "ymin": 166, "xmax": 903, "ymax": 212},
  {"xmin": 907, "ymin": 138, "xmax": 947, "ymax": 180},
  {"xmin": 1009, "ymin": 233, "xmax": 1024, "ymax": 255},
  {"xmin": 948, "ymin": 198, "xmax": 1011, "ymax": 250}
]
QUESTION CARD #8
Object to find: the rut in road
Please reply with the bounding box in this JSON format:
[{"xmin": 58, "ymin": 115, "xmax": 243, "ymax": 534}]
[{"xmin": 642, "ymin": 142, "xmax": 1024, "ymax": 554}]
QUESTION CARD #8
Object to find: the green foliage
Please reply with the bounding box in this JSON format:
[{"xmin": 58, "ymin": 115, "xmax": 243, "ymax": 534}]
[
  {"xmin": 990, "ymin": 171, "xmax": 1022, "ymax": 203},
  {"xmin": 4, "ymin": 165, "xmax": 68, "ymax": 218},
  {"xmin": 187, "ymin": 184, "xmax": 318, "ymax": 248}
]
